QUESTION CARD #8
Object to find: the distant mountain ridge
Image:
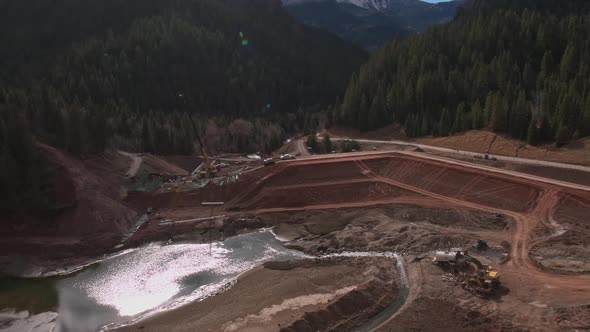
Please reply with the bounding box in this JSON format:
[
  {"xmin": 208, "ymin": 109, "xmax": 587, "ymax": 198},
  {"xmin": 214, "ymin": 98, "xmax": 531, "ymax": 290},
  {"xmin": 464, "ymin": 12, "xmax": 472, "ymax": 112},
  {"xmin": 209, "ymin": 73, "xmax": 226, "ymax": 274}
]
[{"xmin": 282, "ymin": 0, "xmax": 461, "ymax": 50}]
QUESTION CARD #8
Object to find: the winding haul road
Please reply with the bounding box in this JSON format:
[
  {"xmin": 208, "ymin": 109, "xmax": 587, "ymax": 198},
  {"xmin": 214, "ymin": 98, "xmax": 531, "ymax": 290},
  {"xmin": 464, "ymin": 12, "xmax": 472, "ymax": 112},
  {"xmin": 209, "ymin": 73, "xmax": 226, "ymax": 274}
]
[
  {"xmin": 118, "ymin": 150, "xmax": 142, "ymax": 178},
  {"xmin": 281, "ymin": 138, "xmax": 590, "ymax": 192},
  {"xmin": 334, "ymin": 137, "xmax": 590, "ymax": 173}
]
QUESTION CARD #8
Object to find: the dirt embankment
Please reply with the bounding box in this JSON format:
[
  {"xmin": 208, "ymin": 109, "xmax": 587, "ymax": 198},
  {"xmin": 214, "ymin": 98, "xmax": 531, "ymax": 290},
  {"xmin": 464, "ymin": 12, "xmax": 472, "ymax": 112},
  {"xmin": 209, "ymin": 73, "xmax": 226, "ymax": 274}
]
[
  {"xmin": 363, "ymin": 156, "xmax": 541, "ymax": 213},
  {"xmin": 159, "ymin": 155, "xmax": 204, "ymax": 173},
  {"xmin": 124, "ymin": 165, "xmax": 268, "ymax": 212},
  {"xmin": 420, "ymin": 131, "xmax": 590, "ymax": 167},
  {"xmin": 230, "ymin": 154, "xmax": 543, "ymax": 214},
  {"xmin": 0, "ymin": 146, "xmax": 138, "ymax": 262},
  {"xmin": 0, "ymin": 148, "xmax": 218, "ymax": 266},
  {"xmin": 117, "ymin": 257, "xmax": 398, "ymax": 332}
]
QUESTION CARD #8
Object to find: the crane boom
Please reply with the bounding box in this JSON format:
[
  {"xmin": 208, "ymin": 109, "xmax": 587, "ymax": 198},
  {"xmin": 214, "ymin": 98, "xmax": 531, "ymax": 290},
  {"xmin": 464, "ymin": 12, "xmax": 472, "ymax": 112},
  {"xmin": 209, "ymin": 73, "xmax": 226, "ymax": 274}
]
[
  {"xmin": 195, "ymin": 134, "xmax": 217, "ymax": 178},
  {"xmin": 195, "ymin": 134, "xmax": 211, "ymax": 169}
]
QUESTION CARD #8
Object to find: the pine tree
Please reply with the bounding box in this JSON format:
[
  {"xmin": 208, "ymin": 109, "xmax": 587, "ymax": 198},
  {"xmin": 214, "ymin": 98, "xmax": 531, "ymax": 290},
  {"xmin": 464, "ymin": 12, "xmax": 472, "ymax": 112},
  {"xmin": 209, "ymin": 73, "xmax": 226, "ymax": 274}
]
[
  {"xmin": 421, "ymin": 113, "xmax": 430, "ymax": 136},
  {"xmin": 560, "ymin": 44, "xmax": 578, "ymax": 82},
  {"xmin": 359, "ymin": 94, "xmax": 369, "ymax": 131},
  {"xmin": 527, "ymin": 118, "xmax": 538, "ymax": 145},
  {"xmin": 323, "ymin": 134, "xmax": 332, "ymax": 153},
  {"xmin": 307, "ymin": 133, "xmax": 318, "ymax": 152},
  {"xmin": 452, "ymin": 103, "xmax": 467, "ymax": 134},
  {"xmin": 510, "ymin": 91, "xmax": 530, "ymax": 139},
  {"xmin": 539, "ymin": 113, "xmax": 553, "ymax": 141},
  {"xmin": 540, "ymin": 51, "xmax": 554, "ymax": 76},
  {"xmin": 523, "ymin": 63, "xmax": 536, "ymax": 93},
  {"xmin": 386, "ymin": 88, "xmax": 396, "ymax": 120},
  {"xmin": 583, "ymin": 96, "xmax": 590, "ymax": 136},
  {"xmin": 439, "ymin": 108, "xmax": 452, "ymax": 137},
  {"xmin": 472, "ymin": 100, "xmax": 484, "ymax": 130},
  {"xmin": 66, "ymin": 106, "xmax": 82, "ymax": 156},
  {"xmin": 404, "ymin": 115, "xmax": 415, "ymax": 138},
  {"xmin": 491, "ymin": 93, "xmax": 508, "ymax": 132},
  {"xmin": 141, "ymin": 119, "xmax": 153, "ymax": 153},
  {"xmin": 369, "ymin": 87, "xmax": 386, "ymax": 130},
  {"xmin": 484, "ymin": 93, "xmax": 495, "ymax": 123},
  {"xmin": 555, "ymin": 124, "xmax": 571, "ymax": 147}
]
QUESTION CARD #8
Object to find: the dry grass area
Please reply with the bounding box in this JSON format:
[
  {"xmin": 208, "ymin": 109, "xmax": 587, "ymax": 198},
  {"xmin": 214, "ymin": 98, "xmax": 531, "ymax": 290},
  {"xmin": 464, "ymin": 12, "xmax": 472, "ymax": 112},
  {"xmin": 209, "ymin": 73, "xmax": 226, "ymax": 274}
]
[
  {"xmin": 140, "ymin": 154, "xmax": 189, "ymax": 176},
  {"xmin": 420, "ymin": 131, "xmax": 590, "ymax": 166},
  {"xmin": 327, "ymin": 124, "xmax": 407, "ymax": 141}
]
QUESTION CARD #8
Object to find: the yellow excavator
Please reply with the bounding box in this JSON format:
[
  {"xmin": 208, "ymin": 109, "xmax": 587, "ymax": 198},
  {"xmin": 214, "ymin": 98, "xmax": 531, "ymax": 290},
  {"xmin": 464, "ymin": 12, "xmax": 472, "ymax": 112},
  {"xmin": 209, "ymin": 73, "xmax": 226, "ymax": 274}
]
[
  {"xmin": 433, "ymin": 249, "xmax": 500, "ymax": 295},
  {"xmin": 195, "ymin": 134, "xmax": 218, "ymax": 179},
  {"xmin": 462, "ymin": 254, "xmax": 500, "ymax": 294}
]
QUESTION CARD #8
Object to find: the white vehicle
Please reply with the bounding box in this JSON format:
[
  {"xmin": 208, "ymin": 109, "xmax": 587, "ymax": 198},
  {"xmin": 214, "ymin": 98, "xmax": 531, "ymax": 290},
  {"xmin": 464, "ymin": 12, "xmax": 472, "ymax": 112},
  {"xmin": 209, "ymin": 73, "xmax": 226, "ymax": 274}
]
[
  {"xmin": 280, "ymin": 154, "xmax": 296, "ymax": 160},
  {"xmin": 433, "ymin": 248, "xmax": 465, "ymax": 265}
]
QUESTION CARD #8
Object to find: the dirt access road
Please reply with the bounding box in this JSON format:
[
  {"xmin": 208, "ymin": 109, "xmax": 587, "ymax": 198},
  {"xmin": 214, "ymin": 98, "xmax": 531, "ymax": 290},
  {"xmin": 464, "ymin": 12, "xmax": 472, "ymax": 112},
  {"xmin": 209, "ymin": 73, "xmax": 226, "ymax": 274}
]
[
  {"xmin": 275, "ymin": 137, "xmax": 311, "ymax": 157},
  {"xmin": 333, "ymin": 137, "xmax": 590, "ymax": 172},
  {"xmin": 276, "ymin": 145, "xmax": 590, "ymax": 193},
  {"xmin": 118, "ymin": 151, "xmax": 142, "ymax": 178}
]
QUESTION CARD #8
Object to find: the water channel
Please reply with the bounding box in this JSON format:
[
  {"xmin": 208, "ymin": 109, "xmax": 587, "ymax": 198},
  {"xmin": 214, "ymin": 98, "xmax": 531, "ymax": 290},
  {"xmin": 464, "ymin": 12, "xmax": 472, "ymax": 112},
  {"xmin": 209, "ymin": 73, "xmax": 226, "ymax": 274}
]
[{"xmin": 0, "ymin": 230, "xmax": 409, "ymax": 332}]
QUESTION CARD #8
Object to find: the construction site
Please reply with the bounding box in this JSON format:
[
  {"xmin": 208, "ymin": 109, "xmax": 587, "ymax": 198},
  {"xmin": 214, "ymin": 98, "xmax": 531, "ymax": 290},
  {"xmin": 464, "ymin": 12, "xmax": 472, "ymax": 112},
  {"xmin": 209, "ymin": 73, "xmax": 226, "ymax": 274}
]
[
  {"xmin": 2, "ymin": 138, "xmax": 590, "ymax": 331},
  {"xmin": 108, "ymin": 143, "xmax": 590, "ymax": 331}
]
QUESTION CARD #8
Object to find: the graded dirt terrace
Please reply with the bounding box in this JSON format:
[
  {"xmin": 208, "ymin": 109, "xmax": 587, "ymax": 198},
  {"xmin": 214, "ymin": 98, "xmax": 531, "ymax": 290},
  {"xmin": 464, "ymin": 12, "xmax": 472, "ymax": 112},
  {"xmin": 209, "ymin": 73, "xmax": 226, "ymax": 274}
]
[{"xmin": 231, "ymin": 153, "xmax": 543, "ymax": 214}]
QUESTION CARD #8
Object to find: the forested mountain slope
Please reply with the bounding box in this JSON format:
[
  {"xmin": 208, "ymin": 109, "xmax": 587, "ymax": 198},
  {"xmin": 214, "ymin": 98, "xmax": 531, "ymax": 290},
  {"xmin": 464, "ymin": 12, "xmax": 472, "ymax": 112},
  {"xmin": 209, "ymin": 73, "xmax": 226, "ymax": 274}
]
[
  {"xmin": 284, "ymin": 0, "xmax": 460, "ymax": 50},
  {"xmin": 0, "ymin": 0, "xmax": 366, "ymax": 216},
  {"xmin": 338, "ymin": 0, "xmax": 590, "ymax": 145}
]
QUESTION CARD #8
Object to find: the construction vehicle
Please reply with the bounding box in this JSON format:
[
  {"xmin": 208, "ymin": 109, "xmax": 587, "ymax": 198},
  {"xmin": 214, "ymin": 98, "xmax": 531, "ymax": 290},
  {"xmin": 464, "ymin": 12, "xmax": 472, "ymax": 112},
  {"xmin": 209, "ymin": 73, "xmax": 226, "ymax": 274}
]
[
  {"xmin": 477, "ymin": 239, "xmax": 489, "ymax": 251},
  {"xmin": 462, "ymin": 253, "xmax": 500, "ymax": 294},
  {"xmin": 433, "ymin": 248, "xmax": 466, "ymax": 266},
  {"xmin": 434, "ymin": 248, "xmax": 500, "ymax": 295},
  {"xmin": 195, "ymin": 134, "xmax": 218, "ymax": 179}
]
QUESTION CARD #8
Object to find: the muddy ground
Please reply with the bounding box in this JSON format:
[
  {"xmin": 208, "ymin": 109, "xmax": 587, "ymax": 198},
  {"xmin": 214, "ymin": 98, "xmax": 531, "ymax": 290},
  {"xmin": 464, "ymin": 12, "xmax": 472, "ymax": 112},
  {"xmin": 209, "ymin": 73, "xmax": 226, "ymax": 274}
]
[
  {"xmin": 269, "ymin": 206, "xmax": 510, "ymax": 256},
  {"xmin": 529, "ymin": 193, "xmax": 590, "ymax": 273}
]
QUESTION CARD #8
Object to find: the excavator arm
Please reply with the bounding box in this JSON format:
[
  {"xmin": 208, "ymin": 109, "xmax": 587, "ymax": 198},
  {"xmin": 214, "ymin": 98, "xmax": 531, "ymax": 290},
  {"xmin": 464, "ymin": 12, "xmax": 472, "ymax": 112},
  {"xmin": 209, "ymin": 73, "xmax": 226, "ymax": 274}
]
[
  {"xmin": 464, "ymin": 254, "xmax": 500, "ymax": 282},
  {"xmin": 464, "ymin": 254, "xmax": 484, "ymax": 270}
]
